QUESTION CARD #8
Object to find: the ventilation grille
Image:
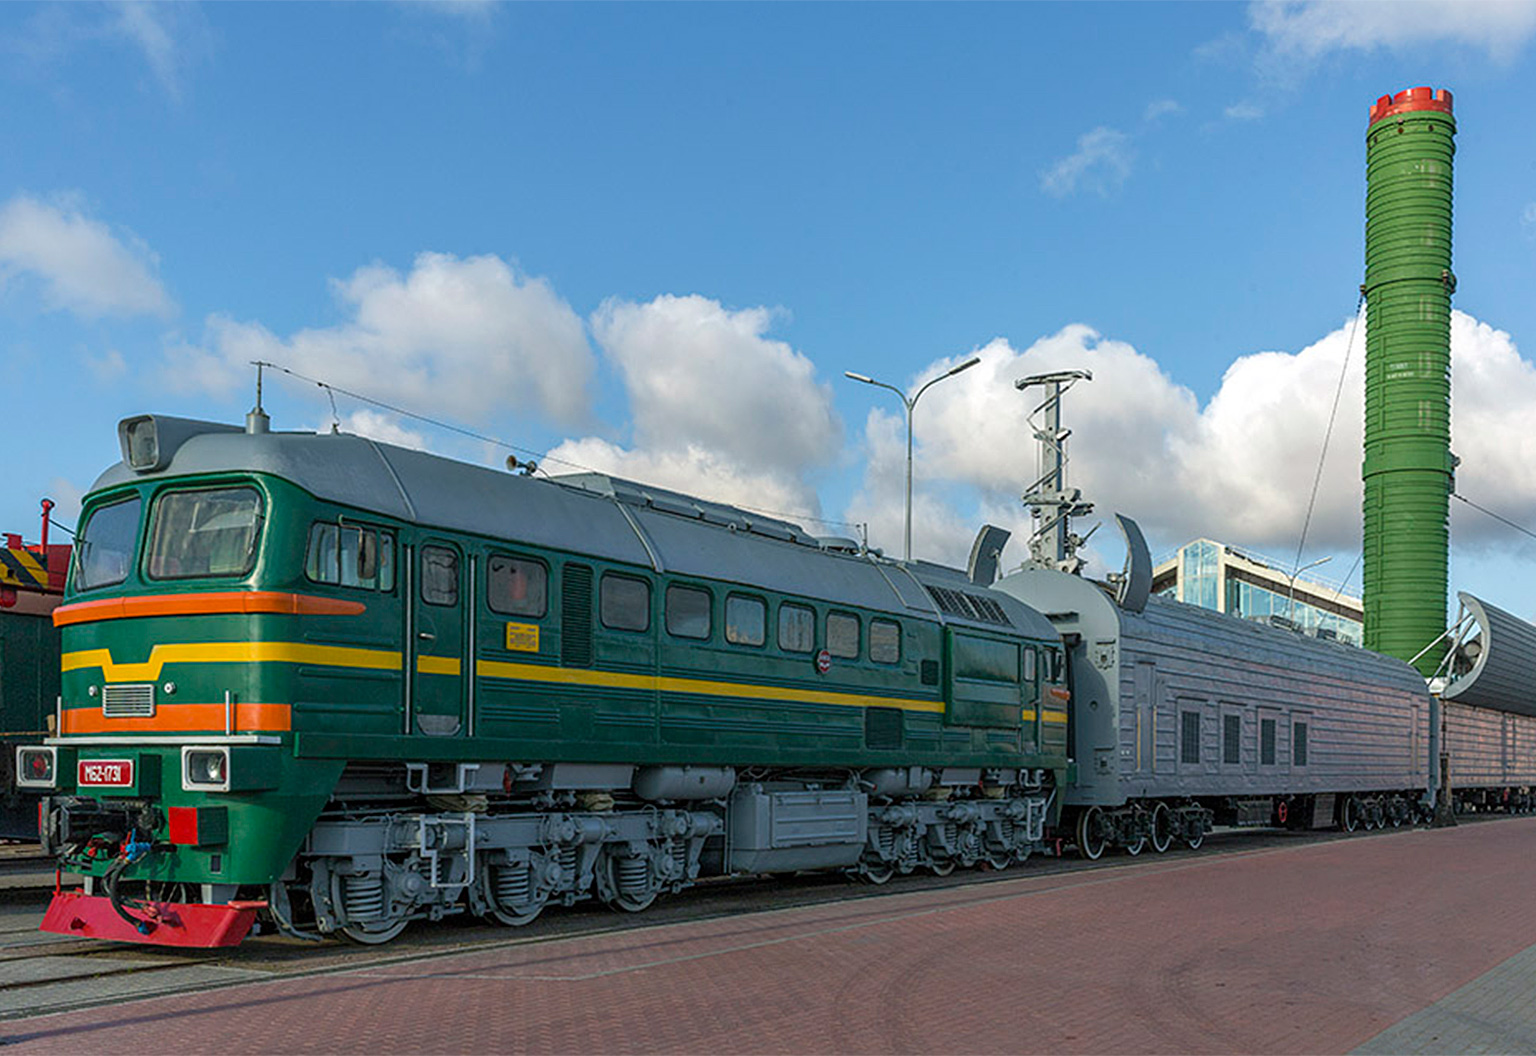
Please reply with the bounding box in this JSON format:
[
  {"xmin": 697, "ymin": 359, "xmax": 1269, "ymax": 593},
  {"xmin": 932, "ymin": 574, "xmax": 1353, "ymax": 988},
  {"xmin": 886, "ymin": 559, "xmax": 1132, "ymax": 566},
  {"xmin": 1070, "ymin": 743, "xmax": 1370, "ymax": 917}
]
[
  {"xmin": 864, "ymin": 706, "xmax": 903, "ymax": 749},
  {"xmin": 102, "ymin": 683, "xmax": 155, "ymax": 718},
  {"xmin": 561, "ymin": 564, "xmax": 594, "ymax": 668},
  {"xmin": 925, "ymin": 585, "xmax": 1012, "ymax": 626}
]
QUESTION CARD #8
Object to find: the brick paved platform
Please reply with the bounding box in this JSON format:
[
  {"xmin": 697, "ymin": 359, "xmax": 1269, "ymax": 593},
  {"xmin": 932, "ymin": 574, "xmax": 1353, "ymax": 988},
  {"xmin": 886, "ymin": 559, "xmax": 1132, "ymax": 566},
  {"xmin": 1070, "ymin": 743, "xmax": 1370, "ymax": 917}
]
[{"xmin": 5, "ymin": 820, "xmax": 1536, "ymax": 1054}]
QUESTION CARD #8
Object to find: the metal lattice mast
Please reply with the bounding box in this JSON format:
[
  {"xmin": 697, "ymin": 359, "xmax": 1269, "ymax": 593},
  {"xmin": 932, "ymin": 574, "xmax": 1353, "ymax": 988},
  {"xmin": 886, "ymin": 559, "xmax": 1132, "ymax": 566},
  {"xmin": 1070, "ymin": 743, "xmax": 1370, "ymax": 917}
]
[{"xmin": 1016, "ymin": 370, "xmax": 1094, "ymax": 573}]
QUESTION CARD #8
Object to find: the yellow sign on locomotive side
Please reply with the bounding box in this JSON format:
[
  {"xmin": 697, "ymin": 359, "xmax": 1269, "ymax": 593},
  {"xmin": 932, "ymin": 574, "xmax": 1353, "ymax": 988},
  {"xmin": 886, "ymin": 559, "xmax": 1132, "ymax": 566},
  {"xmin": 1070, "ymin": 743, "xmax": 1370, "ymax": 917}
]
[{"xmin": 504, "ymin": 622, "xmax": 540, "ymax": 653}]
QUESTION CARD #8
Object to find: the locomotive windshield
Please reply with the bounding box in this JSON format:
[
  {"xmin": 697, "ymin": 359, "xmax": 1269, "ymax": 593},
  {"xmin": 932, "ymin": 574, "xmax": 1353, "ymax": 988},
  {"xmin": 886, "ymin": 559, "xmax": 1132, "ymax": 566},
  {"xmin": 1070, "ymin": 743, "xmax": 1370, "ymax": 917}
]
[
  {"xmin": 146, "ymin": 486, "xmax": 265, "ymax": 580},
  {"xmin": 72, "ymin": 496, "xmax": 142, "ymax": 591}
]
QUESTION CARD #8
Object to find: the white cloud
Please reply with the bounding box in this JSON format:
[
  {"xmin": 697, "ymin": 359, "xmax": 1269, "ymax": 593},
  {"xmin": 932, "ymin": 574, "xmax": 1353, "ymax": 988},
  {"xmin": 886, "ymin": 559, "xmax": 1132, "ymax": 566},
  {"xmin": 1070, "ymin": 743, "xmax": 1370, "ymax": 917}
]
[
  {"xmin": 1523, "ymin": 202, "xmax": 1536, "ymax": 239},
  {"xmin": 333, "ymin": 409, "xmax": 430, "ymax": 451},
  {"xmin": 844, "ymin": 310, "xmax": 1536, "ymax": 568},
  {"xmin": 544, "ymin": 294, "xmax": 842, "ymax": 520},
  {"xmin": 46, "ymin": 477, "xmax": 85, "ymax": 527},
  {"xmin": 1040, "ymin": 127, "xmax": 1134, "ymax": 199},
  {"xmin": 166, "ymin": 251, "xmax": 594, "ymax": 427},
  {"xmin": 1224, "ymin": 101, "xmax": 1265, "ymax": 121},
  {"xmin": 1250, "ymin": 0, "xmax": 1536, "ymax": 63},
  {"xmin": 86, "ymin": 347, "xmax": 128, "ymax": 382},
  {"xmin": 0, "ymin": 193, "xmax": 172, "ymax": 318},
  {"xmin": 3, "ymin": 3, "xmax": 211, "ymax": 99},
  {"xmin": 1144, "ymin": 99, "xmax": 1182, "ymax": 122}
]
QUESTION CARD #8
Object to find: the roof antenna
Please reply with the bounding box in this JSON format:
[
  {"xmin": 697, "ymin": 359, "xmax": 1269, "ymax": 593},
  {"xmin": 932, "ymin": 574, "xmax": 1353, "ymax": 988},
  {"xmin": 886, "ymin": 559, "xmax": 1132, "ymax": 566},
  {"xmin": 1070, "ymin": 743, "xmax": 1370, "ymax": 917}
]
[{"xmin": 247, "ymin": 361, "xmax": 271, "ymax": 435}]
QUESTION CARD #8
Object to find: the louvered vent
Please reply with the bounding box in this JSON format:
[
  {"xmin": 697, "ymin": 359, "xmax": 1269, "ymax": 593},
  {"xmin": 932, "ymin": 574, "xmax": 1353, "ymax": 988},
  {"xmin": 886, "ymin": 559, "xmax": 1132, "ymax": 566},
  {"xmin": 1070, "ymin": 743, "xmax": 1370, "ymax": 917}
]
[
  {"xmin": 926, "ymin": 585, "xmax": 1012, "ymax": 627},
  {"xmin": 561, "ymin": 564, "xmax": 594, "ymax": 668},
  {"xmin": 102, "ymin": 683, "xmax": 155, "ymax": 718}
]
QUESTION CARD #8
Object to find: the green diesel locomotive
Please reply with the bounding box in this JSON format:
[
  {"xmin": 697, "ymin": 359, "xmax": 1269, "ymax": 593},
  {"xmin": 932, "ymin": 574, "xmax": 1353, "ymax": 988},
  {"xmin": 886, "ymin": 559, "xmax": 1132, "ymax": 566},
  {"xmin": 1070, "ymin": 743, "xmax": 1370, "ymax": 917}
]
[{"xmin": 20, "ymin": 413, "xmax": 1067, "ymax": 945}]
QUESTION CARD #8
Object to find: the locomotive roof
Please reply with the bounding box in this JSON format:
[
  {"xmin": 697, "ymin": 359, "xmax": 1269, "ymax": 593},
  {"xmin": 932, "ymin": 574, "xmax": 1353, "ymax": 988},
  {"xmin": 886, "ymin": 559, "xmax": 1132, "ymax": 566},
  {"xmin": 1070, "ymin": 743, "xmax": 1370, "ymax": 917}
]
[{"xmin": 91, "ymin": 419, "xmax": 1058, "ymax": 640}]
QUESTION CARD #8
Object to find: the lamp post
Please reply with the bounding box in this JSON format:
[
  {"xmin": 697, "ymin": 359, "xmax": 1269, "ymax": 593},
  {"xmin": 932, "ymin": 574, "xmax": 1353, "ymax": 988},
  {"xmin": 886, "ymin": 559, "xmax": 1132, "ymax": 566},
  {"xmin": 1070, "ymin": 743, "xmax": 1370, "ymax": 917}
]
[
  {"xmin": 844, "ymin": 356, "xmax": 981, "ymax": 562},
  {"xmin": 1285, "ymin": 555, "xmax": 1333, "ymax": 623}
]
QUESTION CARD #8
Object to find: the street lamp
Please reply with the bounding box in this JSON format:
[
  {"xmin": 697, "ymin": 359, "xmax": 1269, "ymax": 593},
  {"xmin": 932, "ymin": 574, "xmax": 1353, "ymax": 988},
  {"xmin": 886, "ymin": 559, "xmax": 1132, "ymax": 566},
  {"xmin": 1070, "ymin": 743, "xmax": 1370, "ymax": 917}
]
[
  {"xmin": 1285, "ymin": 555, "xmax": 1333, "ymax": 623},
  {"xmin": 844, "ymin": 355, "xmax": 982, "ymax": 562}
]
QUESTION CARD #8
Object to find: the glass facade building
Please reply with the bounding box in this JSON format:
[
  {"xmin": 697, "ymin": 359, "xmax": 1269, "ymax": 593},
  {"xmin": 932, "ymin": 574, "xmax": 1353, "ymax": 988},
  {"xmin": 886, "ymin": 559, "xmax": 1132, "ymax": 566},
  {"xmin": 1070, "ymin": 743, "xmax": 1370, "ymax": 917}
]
[{"xmin": 1152, "ymin": 539, "xmax": 1363, "ymax": 646}]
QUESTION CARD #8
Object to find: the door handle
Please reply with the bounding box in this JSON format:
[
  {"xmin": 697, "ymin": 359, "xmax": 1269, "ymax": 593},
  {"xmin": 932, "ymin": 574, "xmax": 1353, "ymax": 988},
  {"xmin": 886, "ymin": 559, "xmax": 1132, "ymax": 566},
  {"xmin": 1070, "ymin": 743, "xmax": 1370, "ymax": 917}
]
[{"xmin": 418, "ymin": 632, "xmax": 436, "ymax": 641}]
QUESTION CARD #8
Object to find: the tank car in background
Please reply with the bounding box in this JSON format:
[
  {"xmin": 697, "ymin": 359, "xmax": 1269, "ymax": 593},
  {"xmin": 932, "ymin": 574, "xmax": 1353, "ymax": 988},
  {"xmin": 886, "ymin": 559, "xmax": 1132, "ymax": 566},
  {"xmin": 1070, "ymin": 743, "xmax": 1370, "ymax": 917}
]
[{"xmin": 20, "ymin": 412, "xmax": 1068, "ymax": 946}]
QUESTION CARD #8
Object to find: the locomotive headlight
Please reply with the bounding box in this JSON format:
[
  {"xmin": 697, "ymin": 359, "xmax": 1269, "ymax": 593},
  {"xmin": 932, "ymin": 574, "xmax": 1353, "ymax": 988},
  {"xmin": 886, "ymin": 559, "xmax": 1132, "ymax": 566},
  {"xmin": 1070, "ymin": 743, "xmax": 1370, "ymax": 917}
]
[
  {"xmin": 182, "ymin": 747, "xmax": 231, "ymax": 792},
  {"xmin": 15, "ymin": 747, "xmax": 56, "ymax": 789}
]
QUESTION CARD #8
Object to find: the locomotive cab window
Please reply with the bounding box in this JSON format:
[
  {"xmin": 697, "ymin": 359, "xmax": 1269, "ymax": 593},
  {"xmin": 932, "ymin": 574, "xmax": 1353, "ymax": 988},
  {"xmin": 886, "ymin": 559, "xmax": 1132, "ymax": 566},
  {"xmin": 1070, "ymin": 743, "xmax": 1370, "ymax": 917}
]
[
  {"xmin": 306, "ymin": 522, "xmax": 395, "ymax": 591},
  {"xmin": 601, "ymin": 574, "xmax": 651, "ymax": 632},
  {"xmin": 778, "ymin": 602, "xmax": 815, "ymax": 653},
  {"xmin": 420, "ymin": 546, "xmax": 459, "ymax": 606},
  {"xmin": 666, "ymin": 585, "xmax": 712, "ymax": 640},
  {"xmin": 870, "ymin": 619, "xmax": 901, "ymax": 664},
  {"xmin": 953, "ymin": 635, "xmax": 1019, "ymax": 684},
  {"xmin": 1022, "ymin": 646, "xmax": 1037, "ymax": 684},
  {"xmin": 147, "ymin": 487, "xmax": 264, "ymax": 580},
  {"xmin": 73, "ymin": 496, "xmax": 142, "ymax": 591},
  {"xmin": 725, "ymin": 594, "xmax": 766, "ymax": 647},
  {"xmin": 827, "ymin": 611, "xmax": 860, "ymax": 659},
  {"xmin": 488, "ymin": 555, "xmax": 547, "ymax": 617}
]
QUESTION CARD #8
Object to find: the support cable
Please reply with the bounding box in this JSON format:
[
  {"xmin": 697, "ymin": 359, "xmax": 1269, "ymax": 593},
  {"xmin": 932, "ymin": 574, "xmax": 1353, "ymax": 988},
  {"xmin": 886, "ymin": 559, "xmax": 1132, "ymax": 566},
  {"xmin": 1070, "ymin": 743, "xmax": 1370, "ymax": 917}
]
[{"xmin": 1292, "ymin": 296, "xmax": 1364, "ymax": 574}]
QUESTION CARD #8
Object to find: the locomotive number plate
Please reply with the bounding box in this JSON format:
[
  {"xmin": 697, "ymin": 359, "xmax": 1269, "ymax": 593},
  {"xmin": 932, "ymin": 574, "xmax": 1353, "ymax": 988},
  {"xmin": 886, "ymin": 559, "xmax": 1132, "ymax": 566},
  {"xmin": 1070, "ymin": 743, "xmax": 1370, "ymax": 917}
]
[{"xmin": 78, "ymin": 759, "xmax": 135, "ymax": 788}]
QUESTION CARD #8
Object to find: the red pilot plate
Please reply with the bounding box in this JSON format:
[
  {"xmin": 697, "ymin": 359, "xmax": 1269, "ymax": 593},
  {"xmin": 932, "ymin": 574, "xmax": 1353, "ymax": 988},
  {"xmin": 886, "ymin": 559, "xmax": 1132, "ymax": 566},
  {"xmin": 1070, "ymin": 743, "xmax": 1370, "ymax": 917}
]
[{"xmin": 77, "ymin": 759, "xmax": 134, "ymax": 788}]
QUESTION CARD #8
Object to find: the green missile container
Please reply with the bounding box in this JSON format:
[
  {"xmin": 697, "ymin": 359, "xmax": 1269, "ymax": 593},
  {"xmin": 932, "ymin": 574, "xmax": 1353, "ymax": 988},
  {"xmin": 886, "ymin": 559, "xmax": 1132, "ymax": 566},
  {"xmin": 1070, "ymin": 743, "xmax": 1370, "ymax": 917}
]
[{"xmin": 1362, "ymin": 86, "xmax": 1455, "ymax": 675}]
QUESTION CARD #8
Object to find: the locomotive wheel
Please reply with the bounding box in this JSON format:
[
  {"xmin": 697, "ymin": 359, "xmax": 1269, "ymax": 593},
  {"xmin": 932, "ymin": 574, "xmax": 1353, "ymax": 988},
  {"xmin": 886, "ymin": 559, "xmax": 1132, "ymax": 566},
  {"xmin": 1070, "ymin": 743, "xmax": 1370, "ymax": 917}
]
[
  {"xmin": 1150, "ymin": 803, "xmax": 1173, "ymax": 854},
  {"xmin": 1124, "ymin": 830, "xmax": 1146, "ymax": 856},
  {"xmin": 1183, "ymin": 827, "xmax": 1204, "ymax": 851},
  {"xmin": 985, "ymin": 850, "xmax": 1013, "ymax": 871},
  {"xmin": 1340, "ymin": 796, "xmax": 1360, "ymax": 833},
  {"xmin": 480, "ymin": 864, "xmax": 548, "ymax": 927},
  {"xmin": 860, "ymin": 860, "xmax": 896, "ymax": 885},
  {"xmin": 930, "ymin": 857, "xmax": 957, "ymax": 877},
  {"xmin": 1076, "ymin": 807, "xmax": 1108, "ymax": 861},
  {"xmin": 339, "ymin": 917, "xmax": 410, "ymax": 945}
]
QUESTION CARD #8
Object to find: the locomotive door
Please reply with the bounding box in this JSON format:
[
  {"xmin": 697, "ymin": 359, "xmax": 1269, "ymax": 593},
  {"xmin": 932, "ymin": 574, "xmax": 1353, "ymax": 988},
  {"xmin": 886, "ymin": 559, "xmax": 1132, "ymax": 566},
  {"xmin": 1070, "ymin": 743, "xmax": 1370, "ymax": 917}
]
[{"xmin": 412, "ymin": 540, "xmax": 466, "ymax": 736}]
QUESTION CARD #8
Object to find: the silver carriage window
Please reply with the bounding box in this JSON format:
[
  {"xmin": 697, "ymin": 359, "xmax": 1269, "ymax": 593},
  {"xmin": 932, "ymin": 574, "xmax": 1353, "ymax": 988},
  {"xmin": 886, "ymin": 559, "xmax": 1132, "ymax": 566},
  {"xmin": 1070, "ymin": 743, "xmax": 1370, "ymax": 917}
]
[
  {"xmin": 870, "ymin": 619, "xmax": 900, "ymax": 664},
  {"xmin": 601, "ymin": 574, "xmax": 650, "ymax": 632},
  {"xmin": 666, "ymin": 585, "xmax": 711, "ymax": 640},
  {"xmin": 1293, "ymin": 720, "xmax": 1309, "ymax": 767},
  {"xmin": 421, "ymin": 546, "xmax": 459, "ymax": 606},
  {"xmin": 725, "ymin": 594, "xmax": 766, "ymax": 646},
  {"xmin": 146, "ymin": 487, "xmax": 263, "ymax": 580},
  {"xmin": 777, "ymin": 602, "xmax": 815, "ymax": 654},
  {"xmin": 954, "ymin": 635, "xmax": 1019, "ymax": 683},
  {"xmin": 73, "ymin": 496, "xmax": 142, "ymax": 591},
  {"xmin": 305, "ymin": 523, "xmax": 395, "ymax": 591},
  {"xmin": 827, "ymin": 611, "xmax": 860, "ymax": 659},
  {"xmin": 488, "ymin": 555, "xmax": 547, "ymax": 617}
]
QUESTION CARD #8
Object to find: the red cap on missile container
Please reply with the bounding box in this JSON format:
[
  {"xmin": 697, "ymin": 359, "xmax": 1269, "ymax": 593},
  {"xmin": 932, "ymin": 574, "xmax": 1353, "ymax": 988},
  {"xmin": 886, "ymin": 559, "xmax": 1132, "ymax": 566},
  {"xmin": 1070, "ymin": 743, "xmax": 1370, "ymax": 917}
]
[{"xmin": 1369, "ymin": 87, "xmax": 1453, "ymax": 127}]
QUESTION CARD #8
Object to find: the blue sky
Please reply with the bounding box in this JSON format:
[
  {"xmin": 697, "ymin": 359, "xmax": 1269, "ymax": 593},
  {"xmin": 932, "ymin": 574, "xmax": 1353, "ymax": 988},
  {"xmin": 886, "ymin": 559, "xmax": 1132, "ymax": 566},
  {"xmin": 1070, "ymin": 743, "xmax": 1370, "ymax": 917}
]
[{"xmin": 3, "ymin": 1, "xmax": 1536, "ymax": 620}]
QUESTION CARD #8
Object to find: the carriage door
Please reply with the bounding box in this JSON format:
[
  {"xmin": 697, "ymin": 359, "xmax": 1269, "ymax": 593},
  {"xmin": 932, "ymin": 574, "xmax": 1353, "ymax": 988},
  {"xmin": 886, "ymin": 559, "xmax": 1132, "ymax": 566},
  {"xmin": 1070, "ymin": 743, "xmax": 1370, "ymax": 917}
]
[{"xmin": 413, "ymin": 541, "xmax": 466, "ymax": 736}]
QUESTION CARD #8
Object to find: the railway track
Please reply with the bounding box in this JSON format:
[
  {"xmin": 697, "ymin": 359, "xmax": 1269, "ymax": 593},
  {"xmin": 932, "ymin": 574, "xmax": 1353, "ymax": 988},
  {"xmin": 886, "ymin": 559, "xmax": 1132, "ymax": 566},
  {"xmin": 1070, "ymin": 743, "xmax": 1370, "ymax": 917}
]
[{"xmin": 0, "ymin": 817, "xmax": 1507, "ymax": 1025}]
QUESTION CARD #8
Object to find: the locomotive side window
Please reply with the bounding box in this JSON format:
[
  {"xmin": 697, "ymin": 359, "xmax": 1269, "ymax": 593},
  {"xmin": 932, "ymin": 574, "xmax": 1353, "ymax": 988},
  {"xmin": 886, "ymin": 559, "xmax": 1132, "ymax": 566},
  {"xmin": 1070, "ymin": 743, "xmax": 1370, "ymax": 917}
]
[
  {"xmin": 420, "ymin": 546, "xmax": 459, "ymax": 606},
  {"xmin": 1180, "ymin": 711, "xmax": 1201, "ymax": 765},
  {"xmin": 1021, "ymin": 645, "xmax": 1037, "ymax": 683},
  {"xmin": 953, "ymin": 635, "xmax": 1019, "ymax": 683},
  {"xmin": 1293, "ymin": 720, "xmax": 1309, "ymax": 767},
  {"xmin": 869, "ymin": 619, "xmax": 901, "ymax": 664},
  {"xmin": 306, "ymin": 523, "xmax": 395, "ymax": 591},
  {"xmin": 725, "ymin": 594, "xmax": 766, "ymax": 647},
  {"xmin": 601, "ymin": 574, "xmax": 651, "ymax": 632},
  {"xmin": 666, "ymin": 585, "xmax": 712, "ymax": 640},
  {"xmin": 778, "ymin": 603, "xmax": 815, "ymax": 653},
  {"xmin": 146, "ymin": 487, "xmax": 264, "ymax": 580},
  {"xmin": 488, "ymin": 555, "xmax": 547, "ymax": 617},
  {"xmin": 1260, "ymin": 718, "xmax": 1277, "ymax": 765},
  {"xmin": 73, "ymin": 496, "xmax": 142, "ymax": 591},
  {"xmin": 827, "ymin": 612, "xmax": 860, "ymax": 659}
]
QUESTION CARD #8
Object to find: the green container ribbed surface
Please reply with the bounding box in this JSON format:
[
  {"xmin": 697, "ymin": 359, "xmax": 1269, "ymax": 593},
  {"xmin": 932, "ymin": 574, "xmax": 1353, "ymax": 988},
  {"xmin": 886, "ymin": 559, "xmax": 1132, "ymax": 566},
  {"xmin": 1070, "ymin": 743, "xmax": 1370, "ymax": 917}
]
[{"xmin": 1362, "ymin": 104, "xmax": 1455, "ymax": 675}]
